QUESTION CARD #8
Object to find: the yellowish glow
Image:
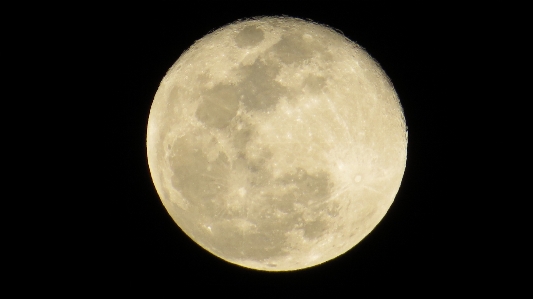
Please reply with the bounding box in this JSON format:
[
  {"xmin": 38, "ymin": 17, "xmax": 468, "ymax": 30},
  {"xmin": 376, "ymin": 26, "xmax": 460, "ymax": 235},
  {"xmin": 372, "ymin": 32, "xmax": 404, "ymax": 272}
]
[{"xmin": 147, "ymin": 17, "xmax": 407, "ymax": 271}]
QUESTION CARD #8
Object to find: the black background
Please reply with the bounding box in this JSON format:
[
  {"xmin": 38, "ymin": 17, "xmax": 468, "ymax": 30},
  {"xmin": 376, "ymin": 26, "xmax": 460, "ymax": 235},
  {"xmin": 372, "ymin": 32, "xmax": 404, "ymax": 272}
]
[{"xmin": 73, "ymin": 1, "xmax": 481, "ymax": 289}]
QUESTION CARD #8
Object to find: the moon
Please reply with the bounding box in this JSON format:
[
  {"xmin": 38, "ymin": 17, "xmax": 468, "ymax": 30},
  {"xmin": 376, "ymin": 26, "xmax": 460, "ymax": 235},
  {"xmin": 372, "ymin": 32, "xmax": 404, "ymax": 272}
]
[{"xmin": 147, "ymin": 16, "xmax": 407, "ymax": 271}]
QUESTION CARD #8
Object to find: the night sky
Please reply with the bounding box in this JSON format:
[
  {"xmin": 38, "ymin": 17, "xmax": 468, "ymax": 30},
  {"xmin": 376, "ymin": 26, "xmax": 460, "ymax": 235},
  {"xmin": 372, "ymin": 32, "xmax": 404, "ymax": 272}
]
[{"xmin": 77, "ymin": 2, "xmax": 476, "ymax": 288}]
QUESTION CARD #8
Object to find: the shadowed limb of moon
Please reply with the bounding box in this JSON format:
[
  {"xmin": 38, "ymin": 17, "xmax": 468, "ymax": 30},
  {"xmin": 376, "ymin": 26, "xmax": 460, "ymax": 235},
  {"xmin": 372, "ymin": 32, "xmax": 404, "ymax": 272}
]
[{"xmin": 147, "ymin": 16, "xmax": 407, "ymax": 271}]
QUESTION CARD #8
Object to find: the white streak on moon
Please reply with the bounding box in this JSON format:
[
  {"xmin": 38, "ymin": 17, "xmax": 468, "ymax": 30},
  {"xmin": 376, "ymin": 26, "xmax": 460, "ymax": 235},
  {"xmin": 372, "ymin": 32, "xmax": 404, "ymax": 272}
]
[{"xmin": 147, "ymin": 17, "xmax": 407, "ymax": 271}]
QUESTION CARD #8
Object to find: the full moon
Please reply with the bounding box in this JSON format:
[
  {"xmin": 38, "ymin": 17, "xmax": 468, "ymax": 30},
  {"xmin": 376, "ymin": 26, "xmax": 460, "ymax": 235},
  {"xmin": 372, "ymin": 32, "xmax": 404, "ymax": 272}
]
[{"xmin": 147, "ymin": 17, "xmax": 407, "ymax": 271}]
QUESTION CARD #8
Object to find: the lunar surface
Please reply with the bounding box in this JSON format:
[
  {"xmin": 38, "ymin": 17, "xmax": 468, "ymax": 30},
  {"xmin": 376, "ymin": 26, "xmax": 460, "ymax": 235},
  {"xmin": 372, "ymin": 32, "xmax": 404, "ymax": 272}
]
[{"xmin": 147, "ymin": 17, "xmax": 407, "ymax": 271}]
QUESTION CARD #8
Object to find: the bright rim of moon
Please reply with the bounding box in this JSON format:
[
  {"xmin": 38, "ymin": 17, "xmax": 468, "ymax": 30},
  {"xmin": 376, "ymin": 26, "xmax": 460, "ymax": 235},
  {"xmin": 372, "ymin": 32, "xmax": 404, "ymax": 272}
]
[{"xmin": 147, "ymin": 16, "xmax": 407, "ymax": 271}]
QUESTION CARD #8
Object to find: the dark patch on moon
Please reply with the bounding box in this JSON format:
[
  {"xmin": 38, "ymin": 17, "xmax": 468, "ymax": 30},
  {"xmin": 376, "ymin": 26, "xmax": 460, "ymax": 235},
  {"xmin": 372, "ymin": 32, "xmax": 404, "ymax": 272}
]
[
  {"xmin": 195, "ymin": 84, "xmax": 240, "ymax": 129},
  {"xmin": 269, "ymin": 33, "xmax": 315, "ymax": 65},
  {"xmin": 238, "ymin": 60, "xmax": 287, "ymax": 111},
  {"xmin": 235, "ymin": 25, "xmax": 264, "ymax": 48},
  {"xmin": 303, "ymin": 74, "xmax": 327, "ymax": 93},
  {"xmin": 195, "ymin": 32, "xmax": 334, "ymax": 128},
  {"xmin": 195, "ymin": 59, "xmax": 287, "ymax": 128},
  {"xmin": 303, "ymin": 219, "xmax": 329, "ymax": 239},
  {"xmin": 171, "ymin": 143, "xmax": 335, "ymax": 262},
  {"xmin": 168, "ymin": 86, "xmax": 180, "ymax": 102},
  {"xmin": 231, "ymin": 122, "xmax": 254, "ymax": 153},
  {"xmin": 246, "ymin": 148, "xmax": 273, "ymax": 174},
  {"xmin": 169, "ymin": 136, "xmax": 229, "ymax": 204}
]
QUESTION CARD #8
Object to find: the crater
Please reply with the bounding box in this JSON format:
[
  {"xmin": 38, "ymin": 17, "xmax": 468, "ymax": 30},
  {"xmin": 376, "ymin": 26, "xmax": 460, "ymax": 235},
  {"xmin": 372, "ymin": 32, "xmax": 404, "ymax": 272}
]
[{"xmin": 235, "ymin": 25, "xmax": 264, "ymax": 48}]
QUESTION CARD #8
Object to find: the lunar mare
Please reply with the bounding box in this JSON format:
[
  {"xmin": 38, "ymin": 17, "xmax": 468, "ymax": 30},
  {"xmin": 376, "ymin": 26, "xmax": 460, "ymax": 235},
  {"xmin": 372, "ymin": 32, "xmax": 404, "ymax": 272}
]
[{"xmin": 147, "ymin": 17, "xmax": 407, "ymax": 271}]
